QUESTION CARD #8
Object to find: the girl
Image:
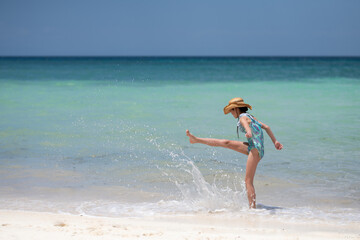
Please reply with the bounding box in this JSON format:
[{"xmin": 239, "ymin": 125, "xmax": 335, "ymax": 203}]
[{"xmin": 186, "ymin": 97, "xmax": 283, "ymax": 208}]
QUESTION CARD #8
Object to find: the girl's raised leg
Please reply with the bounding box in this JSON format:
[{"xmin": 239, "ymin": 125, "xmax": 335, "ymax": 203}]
[{"xmin": 186, "ymin": 130, "xmax": 249, "ymax": 155}]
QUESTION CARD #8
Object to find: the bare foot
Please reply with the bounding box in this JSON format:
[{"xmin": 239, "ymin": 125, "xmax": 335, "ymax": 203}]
[{"xmin": 186, "ymin": 130, "xmax": 197, "ymax": 144}]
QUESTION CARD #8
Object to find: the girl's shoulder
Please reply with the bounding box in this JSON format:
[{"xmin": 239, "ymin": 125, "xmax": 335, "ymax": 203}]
[
  {"xmin": 239, "ymin": 113, "xmax": 253, "ymax": 119},
  {"xmin": 240, "ymin": 113, "xmax": 260, "ymax": 123}
]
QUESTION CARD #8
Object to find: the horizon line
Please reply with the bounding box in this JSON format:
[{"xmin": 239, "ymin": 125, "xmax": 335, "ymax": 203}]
[{"xmin": 1, "ymin": 55, "xmax": 360, "ymax": 58}]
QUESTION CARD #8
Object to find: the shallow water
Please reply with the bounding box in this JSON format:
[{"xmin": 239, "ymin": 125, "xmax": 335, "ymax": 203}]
[{"xmin": 0, "ymin": 57, "xmax": 359, "ymax": 222}]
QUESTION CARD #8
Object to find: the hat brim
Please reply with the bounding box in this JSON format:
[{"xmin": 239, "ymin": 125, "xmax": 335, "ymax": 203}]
[{"xmin": 224, "ymin": 103, "xmax": 252, "ymax": 114}]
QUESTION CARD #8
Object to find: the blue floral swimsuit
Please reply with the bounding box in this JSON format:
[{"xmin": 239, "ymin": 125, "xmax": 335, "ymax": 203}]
[{"xmin": 237, "ymin": 113, "xmax": 264, "ymax": 159}]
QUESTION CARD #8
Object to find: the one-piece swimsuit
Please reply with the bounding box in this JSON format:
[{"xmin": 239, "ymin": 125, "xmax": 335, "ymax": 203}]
[{"xmin": 237, "ymin": 113, "xmax": 264, "ymax": 159}]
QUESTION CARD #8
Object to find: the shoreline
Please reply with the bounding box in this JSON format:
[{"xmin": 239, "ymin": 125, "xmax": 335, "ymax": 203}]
[{"xmin": 0, "ymin": 209, "xmax": 359, "ymax": 240}]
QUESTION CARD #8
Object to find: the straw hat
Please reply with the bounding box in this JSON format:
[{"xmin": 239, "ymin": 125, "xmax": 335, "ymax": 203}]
[{"xmin": 223, "ymin": 97, "xmax": 252, "ymax": 114}]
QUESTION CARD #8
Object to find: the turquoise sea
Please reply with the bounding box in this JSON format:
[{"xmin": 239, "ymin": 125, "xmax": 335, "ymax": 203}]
[{"xmin": 0, "ymin": 57, "xmax": 359, "ymax": 222}]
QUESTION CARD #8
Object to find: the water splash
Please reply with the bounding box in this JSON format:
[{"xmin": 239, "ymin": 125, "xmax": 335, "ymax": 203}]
[{"xmin": 144, "ymin": 127, "xmax": 248, "ymax": 212}]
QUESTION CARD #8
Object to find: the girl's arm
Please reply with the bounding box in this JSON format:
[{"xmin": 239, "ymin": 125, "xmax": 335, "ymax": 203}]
[
  {"xmin": 258, "ymin": 121, "xmax": 283, "ymax": 150},
  {"xmin": 240, "ymin": 116, "xmax": 253, "ymax": 138}
]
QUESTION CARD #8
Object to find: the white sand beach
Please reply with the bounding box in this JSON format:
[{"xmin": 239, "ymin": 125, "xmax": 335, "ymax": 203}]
[{"xmin": 0, "ymin": 210, "xmax": 359, "ymax": 240}]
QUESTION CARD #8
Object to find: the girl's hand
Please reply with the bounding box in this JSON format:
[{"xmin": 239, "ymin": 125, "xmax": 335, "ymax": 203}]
[
  {"xmin": 274, "ymin": 141, "xmax": 283, "ymax": 150},
  {"xmin": 245, "ymin": 132, "xmax": 252, "ymax": 138}
]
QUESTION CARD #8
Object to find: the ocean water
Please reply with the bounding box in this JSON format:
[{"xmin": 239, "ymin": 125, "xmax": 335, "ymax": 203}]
[{"xmin": 0, "ymin": 57, "xmax": 359, "ymax": 223}]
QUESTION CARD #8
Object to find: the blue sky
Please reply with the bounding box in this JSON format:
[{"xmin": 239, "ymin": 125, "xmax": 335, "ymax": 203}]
[{"xmin": 0, "ymin": 0, "xmax": 359, "ymax": 56}]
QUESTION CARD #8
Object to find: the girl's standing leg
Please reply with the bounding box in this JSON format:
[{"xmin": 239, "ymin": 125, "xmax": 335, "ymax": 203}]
[{"xmin": 245, "ymin": 149, "xmax": 260, "ymax": 208}]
